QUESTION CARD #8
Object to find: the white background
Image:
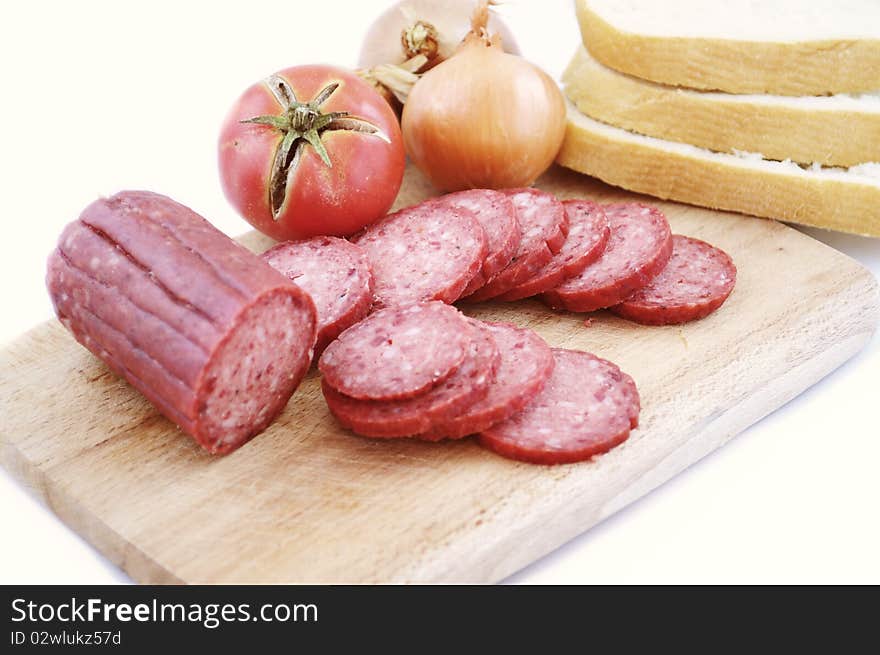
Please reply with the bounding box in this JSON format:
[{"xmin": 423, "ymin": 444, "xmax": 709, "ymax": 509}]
[{"xmin": 1, "ymin": 0, "xmax": 878, "ymax": 584}]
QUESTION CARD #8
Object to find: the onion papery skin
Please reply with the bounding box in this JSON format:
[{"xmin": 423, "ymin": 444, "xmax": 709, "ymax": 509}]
[{"xmin": 358, "ymin": 0, "xmax": 520, "ymax": 70}]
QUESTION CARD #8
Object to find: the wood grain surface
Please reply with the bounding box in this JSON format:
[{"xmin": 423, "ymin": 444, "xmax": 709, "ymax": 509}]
[{"xmin": 2, "ymin": 165, "xmax": 877, "ymax": 583}]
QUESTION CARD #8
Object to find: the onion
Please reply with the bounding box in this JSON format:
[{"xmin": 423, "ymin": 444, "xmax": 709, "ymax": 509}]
[
  {"xmin": 400, "ymin": 1, "xmax": 566, "ymax": 191},
  {"xmin": 357, "ymin": 54, "xmax": 427, "ymax": 112},
  {"xmin": 358, "ymin": 0, "xmax": 519, "ymax": 71}
]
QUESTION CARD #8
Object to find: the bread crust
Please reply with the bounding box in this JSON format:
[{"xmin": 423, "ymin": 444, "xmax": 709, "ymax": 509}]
[
  {"xmin": 576, "ymin": 0, "xmax": 880, "ymax": 96},
  {"xmin": 558, "ymin": 106, "xmax": 880, "ymax": 237},
  {"xmin": 564, "ymin": 47, "xmax": 880, "ymax": 168}
]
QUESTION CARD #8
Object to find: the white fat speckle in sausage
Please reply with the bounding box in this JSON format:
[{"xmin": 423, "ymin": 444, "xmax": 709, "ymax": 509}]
[
  {"xmin": 479, "ymin": 349, "xmax": 639, "ymax": 463},
  {"xmin": 612, "ymin": 235, "xmax": 737, "ymax": 324},
  {"xmin": 547, "ymin": 203, "xmax": 672, "ymax": 311},
  {"xmin": 262, "ymin": 237, "xmax": 373, "ymax": 353},
  {"xmin": 318, "ymin": 302, "xmax": 472, "ymax": 401},
  {"xmin": 352, "ymin": 204, "xmax": 486, "ymax": 308}
]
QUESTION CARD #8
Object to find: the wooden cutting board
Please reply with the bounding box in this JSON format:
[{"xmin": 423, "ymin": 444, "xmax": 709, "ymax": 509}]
[{"xmin": 2, "ymin": 165, "xmax": 878, "ymax": 583}]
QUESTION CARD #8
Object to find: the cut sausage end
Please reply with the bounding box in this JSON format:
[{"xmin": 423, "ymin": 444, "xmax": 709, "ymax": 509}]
[
  {"xmin": 420, "ymin": 322, "xmax": 554, "ymax": 441},
  {"xmin": 318, "ymin": 301, "xmax": 471, "ymax": 401},
  {"xmin": 261, "ymin": 236, "xmax": 373, "ymax": 355},
  {"xmin": 463, "ymin": 188, "xmax": 568, "ymax": 302},
  {"xmin": 322, "ymin": 318, "xmax": 500, "ymax": 438},
  {"xmin": 477, "ymin": 349, "xmax": 639, "ymax": 465},
  {"xmin": 496, "ymin": 200, "xmax": 610, "ymax": 302},
  {"xmin": 610, "ymin": 235, "xmax": 737, "ymax": 325},
  {"xmin": 196, "ymin": 288, "xmax": 316, "ymax": 454},
  {"xmin": 353, "ymin": 204, "xmax": 487, "ymax": 309},
  {"xmin": 542, "ymin": 203, "xmax": 672, "ymax": 312}
]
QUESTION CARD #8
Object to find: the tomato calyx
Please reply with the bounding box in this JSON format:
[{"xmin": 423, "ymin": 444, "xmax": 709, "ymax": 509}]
[{"xmin": 242, "ymin": 75, "xmax": 391, "ymax": 220}]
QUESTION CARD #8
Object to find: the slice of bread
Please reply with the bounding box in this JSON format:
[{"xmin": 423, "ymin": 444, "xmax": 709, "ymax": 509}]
[
  {"xmin": 576, "ymin": 0, "xmax": 880, "ymax": 95},
  {"xmin": 558, "ymin": 102, "xmax": 880, "ymax": 237},
  {"xmin": 563, "ymin": 46, "xmax": 880, "ymax": 168}
]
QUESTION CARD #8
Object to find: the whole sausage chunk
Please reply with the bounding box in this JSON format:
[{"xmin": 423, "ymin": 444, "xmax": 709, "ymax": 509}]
[
  {"xmin": 542, "ymin": 203, "xmax": 672, "ymax": 312},
  {"xmin": 419, "ymin": 322, "xmax": 554, "ymax": 441},
  {"xmin": 478, "ymin": 349, "xmax": 639, "ymax": 465},
  {"xmin": 318, "ymin": 301, "xmax": 472, "ymax": 401},
  {"xmin": 262, "ymin": 236, "xmax": 373, "ymax": 355},
  {"xmin": 465, "ymin": 188, "xmax": 568, "ymax": 301},
  {"xmin": 352, "ymin": 203, "xmax": 487, "ymax": 309},
  {"xmin": 611, "ymin": 235, "xmax": 736, "ymax": 325},
  {"xmin": 422, "ymin": 190, "xmax": 521, "ymax": 298},
  {"xmin": 496, "ymin": 199, "xmax": 610, "ymax": 301},
  {"xmin": 45, "ymin": 191, "xmax": 317, "ymax": 455},
  {"xmin": 322, "ymin": 319, "xmax": 501, "ymax": 438}
]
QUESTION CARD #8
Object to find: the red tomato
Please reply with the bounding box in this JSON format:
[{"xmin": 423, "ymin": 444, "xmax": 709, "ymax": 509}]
[{"xmin": 219, "ymin": 65, "xmax": 405, "ymax": 240}]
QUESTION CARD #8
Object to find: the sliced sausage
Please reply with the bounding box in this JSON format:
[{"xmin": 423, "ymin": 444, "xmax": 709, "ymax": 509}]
[
  {"xmin": 46, "ymin": 191, "xmax": 317, "ymax": 455},
  {"xmin": 478, "ymin": 349, "xmax": 639, "ymax": 465},
  {"xmin": 419, "ymin": 322, "xmax": 554, "ymax": 441},
  {"xmin": 352, "ymin": 203, "xmax": 487, "ymax": 309},
  {"xmin": 318, "ymin": 301, "xmax": 472, "ymax": 401},
  {"xmin": 422, "ymin": 190, "xmax": 521, "ymax": 298},
  {"xmin": 611, "ymin": 235, "xmax": 736, "ymax": 325},
  {"xmin": 542, "ymin": 203, "xmax": 672, "ymax": 312},
  {"xmin": 464, "ymin": 188, "xmax": 568, "ymax": 301},
  {"xmin": 496, "ymin": 200, "xmax": 610, "ymax": 301},
  {"xmin": 322, "ymin": 319, "xmax": 501, "ymax": 438},
  {"xmin": 262, "ymin": 236, "xmax": 373, "ymax": 355}
]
